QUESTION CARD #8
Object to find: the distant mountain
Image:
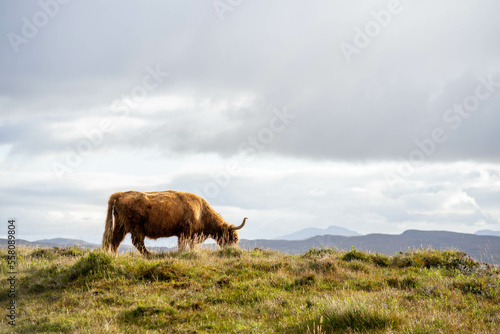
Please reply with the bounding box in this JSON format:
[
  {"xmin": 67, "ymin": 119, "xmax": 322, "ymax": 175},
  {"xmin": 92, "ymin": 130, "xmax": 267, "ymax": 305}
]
[
  {"xmin": 275, "ymin": 225, "xmax": 360, "ymax": 240},
  {"xmin": 475, "ymin": 230, "xmax": 500, "ymax": 237},
  {"xmin": 36, "ymin": 238, "xmax": 99, "ymax": 248},
  {"xmin": 0, "ymin": 238, "xmax": 135, "ymax": 253},
  {"xmin": 0, "ymin": 238, "xmax": 51, "ymax": 248},
  {"xmin": 241, "ymin": 230, "xmax": 500, "ymax": 265}
]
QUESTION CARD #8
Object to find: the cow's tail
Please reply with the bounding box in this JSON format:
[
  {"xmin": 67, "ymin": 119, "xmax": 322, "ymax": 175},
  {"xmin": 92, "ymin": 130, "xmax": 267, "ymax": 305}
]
[{"xmin": 101, "ymin": 193, "xmax": 120, "ymax": 252}]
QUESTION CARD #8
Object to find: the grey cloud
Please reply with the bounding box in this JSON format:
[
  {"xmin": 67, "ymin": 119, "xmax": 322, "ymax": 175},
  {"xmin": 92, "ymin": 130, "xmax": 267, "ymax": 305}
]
[
  {"xmin": 4, "ymin": 0, "xmax": 500, "ymax": 244},
  {"xmin": 1, "ymin": 1, "xmax": 500, "ymax": 162}
]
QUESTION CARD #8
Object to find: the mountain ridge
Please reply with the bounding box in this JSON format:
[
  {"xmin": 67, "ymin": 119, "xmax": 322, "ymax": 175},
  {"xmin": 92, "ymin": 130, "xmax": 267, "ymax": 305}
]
[
  {"xmin": 240, "ymin": 230, "xmax": 500, "ymax": 265},
  {"xmin": 274, "ymin": 225, "xmax": 360, "ymax": 240},
  {"xmin": 475, "ymin": 229, "xmax": 500, "ymax": 237}
]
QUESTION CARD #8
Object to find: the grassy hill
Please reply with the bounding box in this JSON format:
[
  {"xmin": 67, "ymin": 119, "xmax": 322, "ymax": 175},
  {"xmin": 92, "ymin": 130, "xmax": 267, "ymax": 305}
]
[{"xmin": 1, "ymin": 246, "xmax": 499, "ymax": 333}]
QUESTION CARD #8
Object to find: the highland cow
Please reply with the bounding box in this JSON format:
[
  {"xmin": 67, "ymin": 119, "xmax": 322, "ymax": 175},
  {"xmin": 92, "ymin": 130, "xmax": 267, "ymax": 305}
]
[{"xmin": 101, "ymin": 190, "xmax": 247, "ymax": 255}]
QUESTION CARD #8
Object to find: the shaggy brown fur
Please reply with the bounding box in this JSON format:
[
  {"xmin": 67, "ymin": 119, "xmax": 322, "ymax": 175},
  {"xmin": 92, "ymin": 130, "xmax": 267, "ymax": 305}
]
[{"xmin": 101, "ymin": 190, "xmax": 247, "ymax": 255}]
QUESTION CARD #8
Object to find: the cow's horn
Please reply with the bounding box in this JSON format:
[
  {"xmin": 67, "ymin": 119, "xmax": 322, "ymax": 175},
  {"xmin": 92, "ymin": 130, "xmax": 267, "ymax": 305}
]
[{"xmin": 231, "ymin": 217, "xmax": 248, "ymax": 230}]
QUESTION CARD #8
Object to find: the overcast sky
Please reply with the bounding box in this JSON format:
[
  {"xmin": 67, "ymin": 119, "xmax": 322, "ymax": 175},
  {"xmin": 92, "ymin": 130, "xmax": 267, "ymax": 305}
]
[{"xmin": 1, "ymin": 0, "xmax": 499, "ymax": 246}]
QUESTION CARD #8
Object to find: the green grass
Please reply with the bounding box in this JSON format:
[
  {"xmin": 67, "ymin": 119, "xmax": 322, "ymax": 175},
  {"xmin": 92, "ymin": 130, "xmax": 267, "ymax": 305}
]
[{"xmin": 1, "ymin": 246, "xmax": 499, "ymax": 333}]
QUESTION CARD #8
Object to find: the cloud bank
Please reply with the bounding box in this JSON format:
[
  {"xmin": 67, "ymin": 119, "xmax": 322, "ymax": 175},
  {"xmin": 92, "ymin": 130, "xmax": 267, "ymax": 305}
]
[{"xmin": 1, "ymin": 0, "xmax": 499, "ymax": 242}]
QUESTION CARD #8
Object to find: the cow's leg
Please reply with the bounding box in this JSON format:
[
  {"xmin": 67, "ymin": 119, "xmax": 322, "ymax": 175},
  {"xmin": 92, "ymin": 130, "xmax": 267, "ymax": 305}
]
[
  {"xmin": 188, "ymin": 234, "xmax": 206, "ymax": 250},
  {"xmin": 111, "ymin": 224, "xmax": 127, "ymax": 254},
  {"xmin": 131, "ymin": 233, "xmax": 150, "ymax": 256}
]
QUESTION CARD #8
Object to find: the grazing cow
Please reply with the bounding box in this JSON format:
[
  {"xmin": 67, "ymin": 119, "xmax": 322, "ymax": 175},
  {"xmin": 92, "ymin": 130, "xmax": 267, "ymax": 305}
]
[{"xmin": 101, "ymin": 190, "xmax": 247, "ymax": 255}]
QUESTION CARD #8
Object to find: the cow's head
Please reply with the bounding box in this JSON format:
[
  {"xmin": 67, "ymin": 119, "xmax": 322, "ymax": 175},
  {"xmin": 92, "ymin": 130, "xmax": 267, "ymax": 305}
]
[{"xmin": 218, "ymin": 217, "xmax": 247, "ymax": 247}]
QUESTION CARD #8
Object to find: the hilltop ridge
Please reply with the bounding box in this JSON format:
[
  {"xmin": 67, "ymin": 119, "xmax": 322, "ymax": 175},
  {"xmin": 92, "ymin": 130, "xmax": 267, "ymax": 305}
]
[
  {"xmin": 3, "ymin": 229, "xmax": 500, "ymax": 265},
  {"xmin": 1, "ymin": 246, "xmax": 498, "ymax": 333}
]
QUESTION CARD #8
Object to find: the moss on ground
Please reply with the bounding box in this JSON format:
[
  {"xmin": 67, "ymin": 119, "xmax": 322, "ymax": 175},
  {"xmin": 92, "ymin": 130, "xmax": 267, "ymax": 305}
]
[{"xmin": 0, "ymin": 246, "xmax": 499, "ymax": 333}]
